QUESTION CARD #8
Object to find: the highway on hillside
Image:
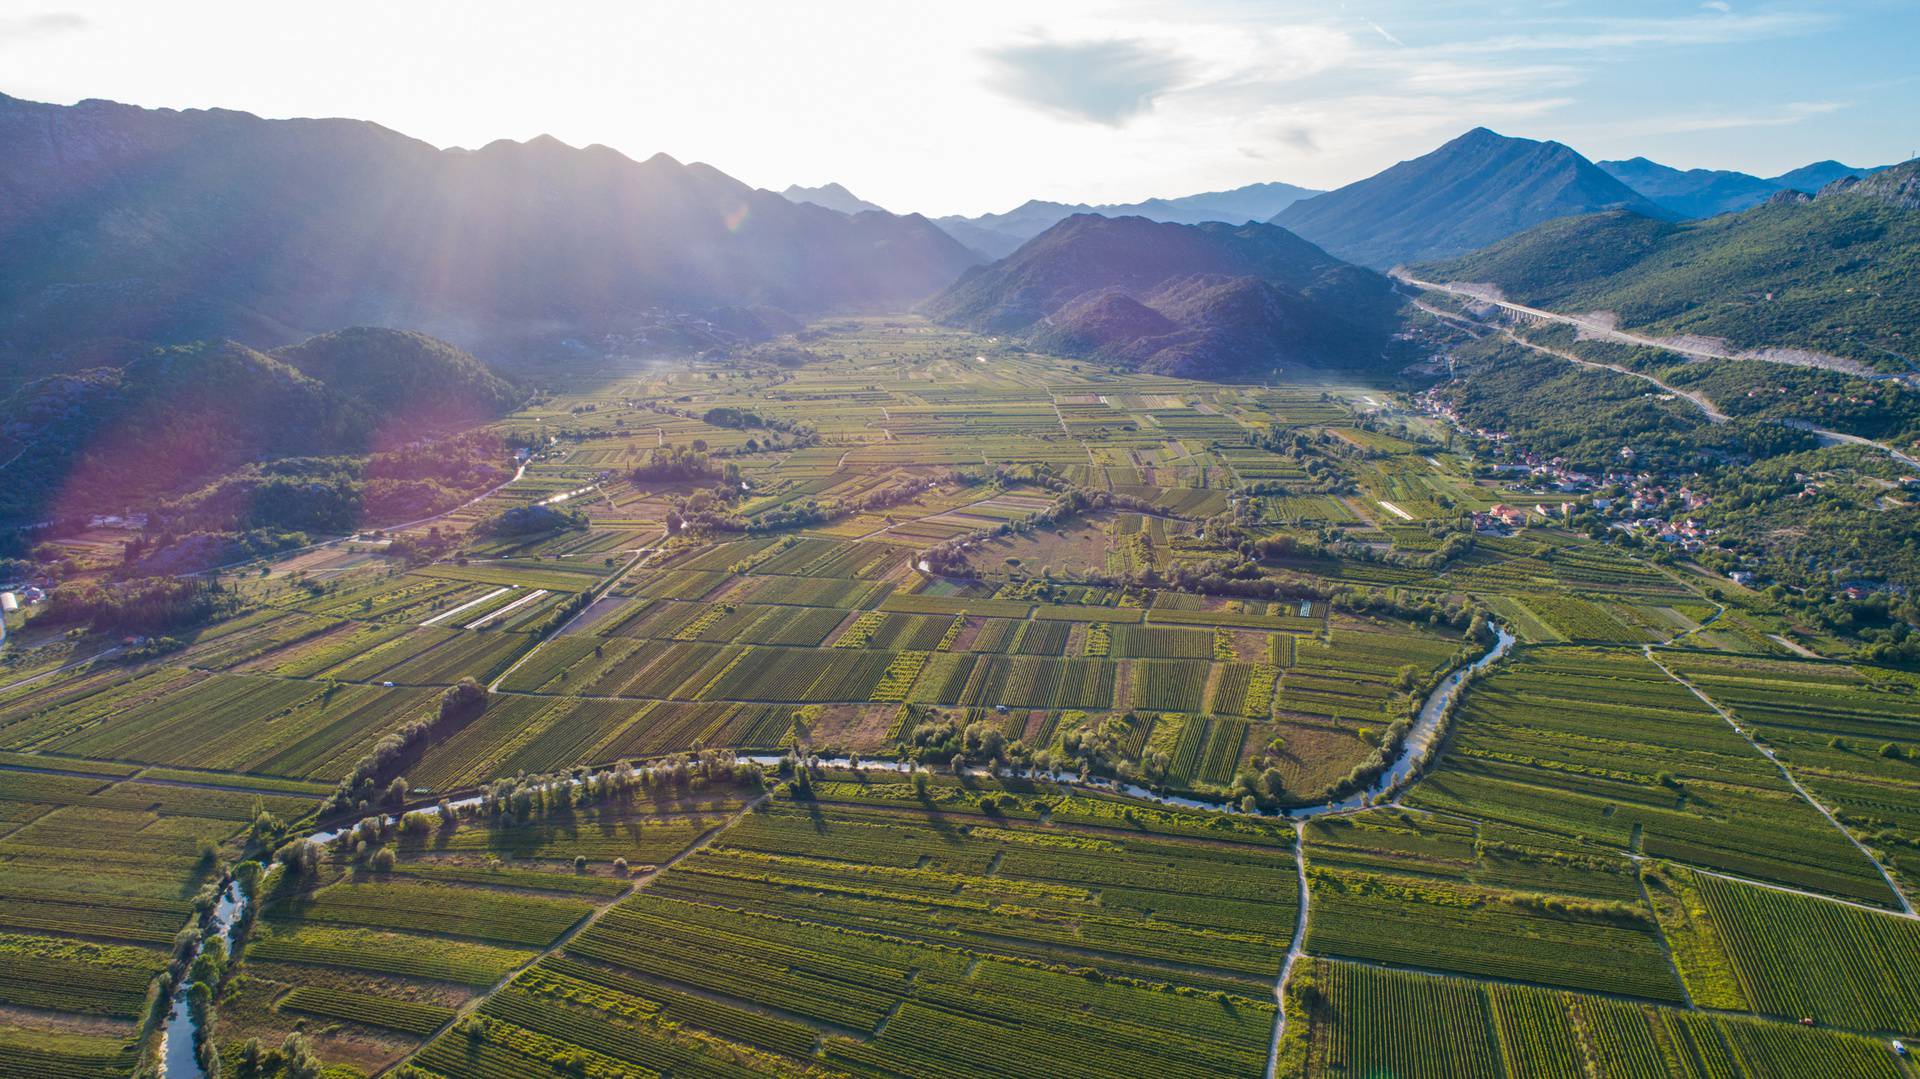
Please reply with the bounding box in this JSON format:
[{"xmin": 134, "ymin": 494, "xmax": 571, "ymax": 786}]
[
  {"xmin": 1395, "ymin": 272, "xmax": 1886, "ymax": 377},
  {"xmin": 1401, "ymin": 276, "xmax": 1920, "ymax": 472}
]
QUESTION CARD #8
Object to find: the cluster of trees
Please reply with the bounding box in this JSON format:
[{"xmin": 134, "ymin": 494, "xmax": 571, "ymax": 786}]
[
  {"xmin": 473, "ymin": 750, "xmax": 752, "ymax": 823},
  {"xmin": 677, "ymin": 471, "xmax": 958, "ymax": 537},
  {"xmin": 1245, "ymin": 426, "xmax": 1360, "ymax": 494},
  {"xmin": 1242, "ymin": 527, "xmax": 1477, "ymax": 572},
  {"xmin": 232, "ymin": 1034, "xmax": 324, "ymax": 1079},
  {"xmin": 631, "ymin": 445, "xmax": 727, "ymax": 483},
  {"xmin": 475, "ymin": 503, "xmax": 587, "ymax": 537},
  {"xmin": 1056, "ymin": 713, "xmax": 1150, "ymax": 779},
  {"xmin": 901, "ymin": 713, "xmax": 1009, "ymax": 768},
  {"xmin": 697, "ymin": 405, "xmax": 815, "ymax": 442},
  {"xmin": 386, "ymin": 525, "xmax": 458, "ymax": 565},
  {"xmin": 151, "ymin": 432, "xmax": 510, "ymax": 539},
  {"xmin": 41, "ymin": 575, "xmax": 235, "ymax": 636},
  {"xmin": 1329, "ymin": 587, "xmax": 1490, "ymax": 636},
  {"xmin": 318, "ymin": 678, "xmax": 488, "ymax": 816},
  {"xmin": 121, "ymin": 528, "xmax": 310, "ymax": 576}
]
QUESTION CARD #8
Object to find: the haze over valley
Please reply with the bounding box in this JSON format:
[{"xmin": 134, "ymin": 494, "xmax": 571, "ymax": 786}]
[{"xmin": 3, "ymin": 5, "xmax": 1919, "ymax": 1078}]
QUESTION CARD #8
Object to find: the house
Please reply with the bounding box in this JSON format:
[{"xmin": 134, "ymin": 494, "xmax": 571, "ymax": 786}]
[
  {"xmin": 1487, "ymin": 504, "xmax": 1528, "ymax": 528},
  {"xmin": 1474, "ymin": 504, "xmax": 1531, "ymax": 532}
]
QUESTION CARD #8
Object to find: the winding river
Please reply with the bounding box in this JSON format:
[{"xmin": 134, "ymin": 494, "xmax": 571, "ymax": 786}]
[
  {"xmin": 157, "ymin": 624, "xmax": 1512, "ymax": 1076},
  {"xmin": 746, "ymin": 624, "xmax": 1514, "ymax": 818},
  {"xmin": 156, "ymin": 879, "xmax": 243, "ymax": 1078}
]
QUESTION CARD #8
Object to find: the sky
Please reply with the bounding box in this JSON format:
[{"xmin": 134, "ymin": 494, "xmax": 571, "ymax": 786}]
[{"xmin": 2, "ymin": 1, "xmax": 1915, "ymax": 217}]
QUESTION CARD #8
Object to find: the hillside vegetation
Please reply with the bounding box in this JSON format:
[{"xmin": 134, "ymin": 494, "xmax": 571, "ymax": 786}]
[
  {"xmin": 274, "ymin": 328, "xmax": 520, "ymax": 430},
  {"xmin": 1419, "ymin": 161, "xmax": 1920, "ymax": 369},
  {"xmin": 924, "ymin": 215, "xmax": 1401, "ymax": 379},
  {"xmin": 0, "ymin": 329, "xmax": 518, "ymax": 530}
]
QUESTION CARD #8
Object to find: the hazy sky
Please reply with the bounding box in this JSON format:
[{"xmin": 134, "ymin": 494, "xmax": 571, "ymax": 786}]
[{"xmin": 3, "ymin": 1, "xmax": 1915, "ymax": 216}]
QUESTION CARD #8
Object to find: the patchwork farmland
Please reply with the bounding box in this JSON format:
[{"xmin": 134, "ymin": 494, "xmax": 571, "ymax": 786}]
[{"xmin": 2, "ymin": 319, "xmax": 1915, "ymax": 1078}]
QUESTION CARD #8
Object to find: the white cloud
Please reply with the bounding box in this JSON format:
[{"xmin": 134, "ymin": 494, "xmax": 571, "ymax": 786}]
[
  {"xmin": 982, "ymin": 36, "xmax": 1193, "ymax": 125},
  {"xmin": 1448, "ymin": 11, "xmax": 1826, "ymax": 54},
  {"xmin": 1366, "ymin": 19, "xmax": 1405, "ymax": 47},
  {"xmin": 1568, "ymin": 100, "xmax": 1845, "ymax": 140},
  {"xmin": 0, "ymin": 11, "xmax": 89, "ymax": 44}
]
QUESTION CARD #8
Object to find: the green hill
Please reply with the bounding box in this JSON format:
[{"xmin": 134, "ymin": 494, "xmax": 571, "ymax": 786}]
[
  {"xmin": 0, "ymin": 328, "xmax": 521, "ymax": 529},
  {"xmin": 1417, "ymin": 160, "xmax": 1920, "ymax": 371},
  {"xmin": 273, "ymin": 327, "xmax": 520, "ymax": 430},
  {"xmin": 924, "ymin": 214, "xmax": 1402, "ymax": 380},
  {"xmin": 0, "ymin": 341, "xmax": 364, "ymax": 526}
]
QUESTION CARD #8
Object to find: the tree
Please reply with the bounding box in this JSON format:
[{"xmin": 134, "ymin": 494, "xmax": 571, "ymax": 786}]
[{"xmin": 280, "ymin": 1034, "xmax": 323, "ymax": 1079}]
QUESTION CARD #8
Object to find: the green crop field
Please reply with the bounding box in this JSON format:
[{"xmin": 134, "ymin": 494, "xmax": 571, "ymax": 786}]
[
  {"xmin": 404, "ymin": 774, "xmax": 1291, "ymax": 1077},
  {"xmin": 1288, "ymin": 959, "xmax": 1903, "ymax": 1079},
  {"xmin": 7, "ymin": 318, "xmax": 1919, "ymax": 1076}
]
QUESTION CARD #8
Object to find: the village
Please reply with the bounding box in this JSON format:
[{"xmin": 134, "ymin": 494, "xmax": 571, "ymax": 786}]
[{"xmin": 1415, "ymin": 388, "xmax": 1763, "ymax": 584}]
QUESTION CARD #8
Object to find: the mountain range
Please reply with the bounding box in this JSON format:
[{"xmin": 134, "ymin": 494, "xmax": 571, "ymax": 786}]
[
  {"xmin": 783, "ymin": 136, "xmax": 1884, "ymax": 266},
  {"xmin": 921, "ymin": 181, "xmax": 1324, "ymax": 259},
  {"xmin": 1597, "ymin": 156, "xmax": 1883, "ymax": 218},
  {"xmin": 780, "ymin": 182, "xmax": 888, "ymax": 215},
  {"xmin": 0, "ymin": 93, "xmax": 980, "ymax": 366},
  {"xmin": 1270, "ymin": 128, "xmax": 1672, "ymax": 269},
  {"xmin": 2, "ymin": 89, "xmax": 1905, "ymax": 394},
  {"xmin": 923, "ymin": 215, "xmax": 1401, "ymax": 380},
  {"xmin": 1415, "ymin": 159, "xmax": 1920, "ymax": 369}
]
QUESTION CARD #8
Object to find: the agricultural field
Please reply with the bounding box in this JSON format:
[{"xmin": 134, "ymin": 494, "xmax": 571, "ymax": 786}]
[
  {"xmin": 1657, "ymin": 652, "xmax": 1920, "ymax": 895},
  {"xmin": 1303, "ymin": 809, "xmax": 1682, "ymax": 1001},
  {"xmin": 404, "ymin": 772, "xmax": 1293, "ymax": 1078},
  {"xmin": 6, "ymin": 318, "xmax": 1920, "ymax": 1076},
  {"xmin": 214, "ymin": 779, "xmax": 757, "ymax": 1074},
  {"xmin": 1406, "ymin": 647, "xmax": 1901, "ymax": 907},
  {"xmin": 0, "ymin": 762, "xmax": 310, "ymax": 1075},
  {"xmin": 1285, "ymin": 959, "xmax": 1904, "ymax": 1079}
]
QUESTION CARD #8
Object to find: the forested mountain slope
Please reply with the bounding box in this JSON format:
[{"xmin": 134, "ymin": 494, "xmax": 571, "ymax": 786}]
[
  {"xmin": 0, "ymin": 93, "xmax": 979, "ymax": 363},
  {"xmin": 1418, "ymin": 160, "xmax": 1920, "ymax": 370},
  {"xmin": 0, "ymin": 329, "xmax": 518, "ymax": 528},
  {"xmin": 924, "ymin": 215, "xmax": 1402, "ymax": 379}
]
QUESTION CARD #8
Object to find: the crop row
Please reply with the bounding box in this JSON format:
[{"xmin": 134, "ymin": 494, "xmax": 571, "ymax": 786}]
[
  {"xmin": 1299, "ymin": 959, "xmax": 1902, "ymax": 1079},
  {"xmin": 265, "ymin": 880, "xmax": 592, "ymax": 947},
  {"xmin": 869, "ymin": 652, "xmax": 930, "ymax": 702},
  {"xmin": 279, "ymin": 985, "xmax": 454, "ymax": 1035}
]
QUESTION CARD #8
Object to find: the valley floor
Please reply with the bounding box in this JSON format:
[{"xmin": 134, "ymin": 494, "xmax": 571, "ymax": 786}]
[{"xmin": 1, "ymin": 318, "xmax": 1916, "ymax": 1078}]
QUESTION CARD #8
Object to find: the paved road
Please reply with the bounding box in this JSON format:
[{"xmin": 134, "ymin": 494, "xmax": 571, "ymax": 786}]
[
  {"xmin": 1397, "ymin": 273, "xmax": 1882, "ymax": 374},
  {"xmin": 0, "ymin": 646, "xmax": 123, "ymax": 692},
  {"xmin": 1403, "ymin": 278, "xmax": 1920, "ymax": 472}
]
